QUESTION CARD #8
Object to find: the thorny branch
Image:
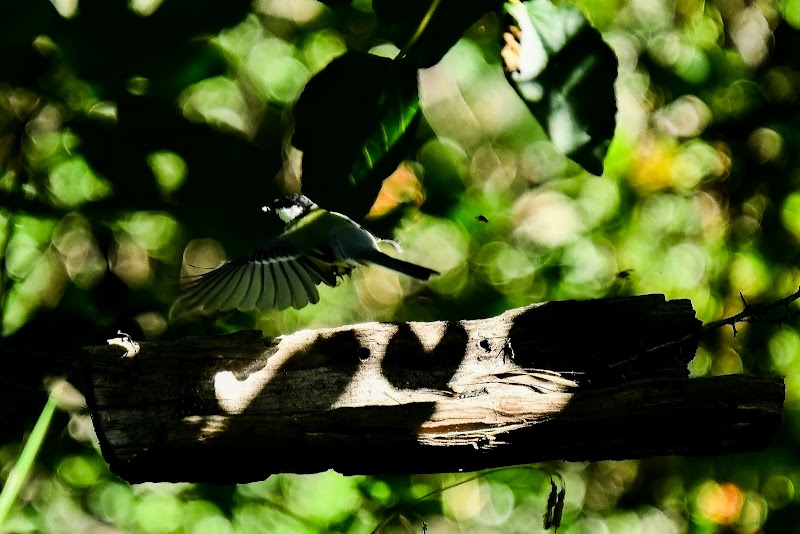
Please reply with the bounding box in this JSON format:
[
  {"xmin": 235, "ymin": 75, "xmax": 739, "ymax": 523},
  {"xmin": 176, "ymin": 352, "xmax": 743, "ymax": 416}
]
[
  {"xmin": 632, "ymin": 287, "xmax": 800, "ymax": 361},
  {"xmin": 703, "ymin": 286, "xmax": 800, "ymax": 337}
]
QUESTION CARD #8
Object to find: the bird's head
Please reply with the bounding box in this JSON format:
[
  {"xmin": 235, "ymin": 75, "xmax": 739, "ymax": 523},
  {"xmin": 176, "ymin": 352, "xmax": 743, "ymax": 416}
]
[{"xmin": 265, "ymin": 194, "xmax": 318, "ymax": 223}]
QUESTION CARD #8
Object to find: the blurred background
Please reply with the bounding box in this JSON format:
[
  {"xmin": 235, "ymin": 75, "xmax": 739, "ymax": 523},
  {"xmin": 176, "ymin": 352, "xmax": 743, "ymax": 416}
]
[{"xmin": 2, "ymin": 0, "xmax": 800, "ymax": 532}]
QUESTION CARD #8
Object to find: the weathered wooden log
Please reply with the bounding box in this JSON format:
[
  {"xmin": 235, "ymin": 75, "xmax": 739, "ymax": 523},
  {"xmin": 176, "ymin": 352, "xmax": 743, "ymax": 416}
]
[{"xmin": 84, "ymin": 294, "xmax": 784, "ymax": 484}]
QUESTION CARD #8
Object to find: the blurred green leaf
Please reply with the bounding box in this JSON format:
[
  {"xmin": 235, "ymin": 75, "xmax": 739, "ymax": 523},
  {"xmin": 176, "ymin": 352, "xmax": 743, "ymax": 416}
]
[
  {"xmin": 293, "ymin": 52, "xmax": 421, "ymax": 217},
  {"xmin": 0, "ymin": 0, "xmax": 60, "ymax": 87},
  {"xmin": 43, "ymin": 0, "xmax": 249, "ymax": 99},
  {"xmin": 58, "ymin": 455, "xmax": 103, "ymax": 489},
  {"xmin": 417, "ymin": 138, "xmax": 468, "ymax": 216},
  {"xmin": 135, "ymin": 492, "xmax": 182, "ymax": 534},
  {"xmin": 503, "ymin": 0, "xmax": 617, "ymax": 175}
]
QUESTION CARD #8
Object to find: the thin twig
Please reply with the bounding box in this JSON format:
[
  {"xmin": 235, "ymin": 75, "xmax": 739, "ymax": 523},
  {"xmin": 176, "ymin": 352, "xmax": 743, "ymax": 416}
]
[
  {"xmin": 370, "ymin": 466, "xmax": 559, "ymax": 533},
  {"xmin": 704, "ymin": 286, "xmax": 800, "ymax": 335},
  {"xmin": 615, "ymin": 287, "xmax": 800, "ymax": 365},
  {"xmin": 397, "ymin": 0, "xmax": 443, "ymax": 61},
  {"xmin": 261, "ymin": 498, "xmax": 325, "ymax": 530}
]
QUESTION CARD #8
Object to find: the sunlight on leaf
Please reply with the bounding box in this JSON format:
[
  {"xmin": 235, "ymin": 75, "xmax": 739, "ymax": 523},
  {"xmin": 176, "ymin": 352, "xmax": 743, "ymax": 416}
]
[
  {"xmin": 294, "ymin": 52, "xmax": 421, "ymax": 216},
  {"xmin": 503, "ymin": 0, "xmax": 617, "ymax": 175},
  {"xmin": 347, "ymin": 80, "xmax": 420, "ymax": 188}
]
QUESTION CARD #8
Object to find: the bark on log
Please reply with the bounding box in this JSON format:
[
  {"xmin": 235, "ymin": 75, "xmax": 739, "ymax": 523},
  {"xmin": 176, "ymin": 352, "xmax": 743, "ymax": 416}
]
[{"xmin": 84, "ymin": 294, "xmax": 785, "ymax": 484}]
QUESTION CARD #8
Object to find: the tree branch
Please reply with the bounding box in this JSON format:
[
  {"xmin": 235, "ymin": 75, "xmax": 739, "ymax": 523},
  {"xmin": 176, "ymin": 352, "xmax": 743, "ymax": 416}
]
[
  {"xmin": 81, "ymin": 295, "xmax": 784, "ymax": 484},
  {"xmin": 704, "ymin": 286, "xmax": 800, "ymax": 336}
]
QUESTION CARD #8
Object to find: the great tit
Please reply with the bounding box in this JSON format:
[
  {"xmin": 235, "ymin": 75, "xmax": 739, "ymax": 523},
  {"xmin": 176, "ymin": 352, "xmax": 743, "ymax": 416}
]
[{"xmin": 172, "ymin": 194, "xmax": 438, "ymax": 317}]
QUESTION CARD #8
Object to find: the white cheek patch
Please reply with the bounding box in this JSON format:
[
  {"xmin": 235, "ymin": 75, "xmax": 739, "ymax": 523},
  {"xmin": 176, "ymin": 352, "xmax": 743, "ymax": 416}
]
[{"xmin": 278, "ymin": 204, "xmax": 305, "ymax": 223}]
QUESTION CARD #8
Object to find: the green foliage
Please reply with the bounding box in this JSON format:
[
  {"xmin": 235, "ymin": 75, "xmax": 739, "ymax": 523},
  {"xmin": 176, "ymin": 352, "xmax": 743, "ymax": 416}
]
[
  {"xmin": 503, "ymin": 0, "xmax": 617, "ymax": 175},
  {"xmin": 1, "ymin": 0, "xmax": 800, "ymax": 533},
  {"xmin": 292, "ymin": 52, "xmax": 421, "ymax": 216},
  {"xmin": 0, "ymin": 395, "xmax": 57, "ymax": 526}
]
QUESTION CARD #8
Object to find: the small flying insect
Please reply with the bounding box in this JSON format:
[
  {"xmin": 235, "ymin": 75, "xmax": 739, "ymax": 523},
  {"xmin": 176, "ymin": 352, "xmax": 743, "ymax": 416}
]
[{"xmin": 616, "ymin": 269, "xmax": 634, "ymax": 280}]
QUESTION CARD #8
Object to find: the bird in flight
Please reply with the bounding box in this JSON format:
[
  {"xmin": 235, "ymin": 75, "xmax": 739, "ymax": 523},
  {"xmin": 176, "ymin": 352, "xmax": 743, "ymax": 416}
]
[{"xmin": 172, "ymin": 194, "xmax": 438, "ymax": 317}]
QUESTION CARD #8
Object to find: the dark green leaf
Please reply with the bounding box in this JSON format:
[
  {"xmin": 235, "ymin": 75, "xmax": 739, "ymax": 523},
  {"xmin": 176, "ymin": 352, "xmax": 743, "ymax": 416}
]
[
  {"xmin": 293, "ymin": 52, "xmax": 421, "ymax": 217},
  {"xmin": 293, "ymin": 53, "xmax": 394, "ymax": 152},
  {"xmin": 345, "ymin": 79, "xmax": 419, "ymax": 188},
  {"xmin": 503, "ymin": 0, "xmax": 617, "ymax": 175},
  {"xmin": 373, "ymin": 0, "xmax": 495, "ymax": 68}
]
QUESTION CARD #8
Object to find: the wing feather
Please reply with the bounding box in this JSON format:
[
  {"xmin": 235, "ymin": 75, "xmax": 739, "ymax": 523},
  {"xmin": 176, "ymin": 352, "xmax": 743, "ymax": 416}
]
[
  {"xmin": 215, "ymin": 264, "xmax": 247, "ymax": 310},
  {"xmin": 173, "ymin": 231, "xmax": 347, "ymax": 317},
  {"xmin": 291, "ymin": 261, "xmax": 321, "ymax": 305},
  {"xmin": 184, "ymin": 262, "xmax": 238, "ymax": 311},
  {"xmin": 209, "ymin": 263, "xmax": 249, "ymax": 311},
  {"xmin": 300, "ymin": 257, "xmax": 339, "ymax": 287},
  {"xmin": 283, "ymin": 261, "xmax": 309, "ymax": 309},
  {"xmin": 230, "ymin": 263, "xmax": 259, "ymax": 311},
  {"xmin": 256, "ymin": 262, "xmax": 276, "ymax": 310},
  {"xmin": 273, "ymin": 263, "xmax": 292, "ymax": 310}
]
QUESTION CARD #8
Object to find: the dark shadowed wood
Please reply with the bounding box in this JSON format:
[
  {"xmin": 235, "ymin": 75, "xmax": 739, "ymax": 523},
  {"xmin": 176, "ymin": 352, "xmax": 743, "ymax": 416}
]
[{"xmin": 84, "ymin": 294, "xmax": 784, "ymax": 484}]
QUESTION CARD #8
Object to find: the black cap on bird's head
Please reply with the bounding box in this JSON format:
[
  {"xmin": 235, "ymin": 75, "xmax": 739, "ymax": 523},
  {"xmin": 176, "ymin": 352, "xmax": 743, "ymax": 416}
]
[{"xmin": 267, "ymin": 194, "xmax": 318, "ymax": 223}]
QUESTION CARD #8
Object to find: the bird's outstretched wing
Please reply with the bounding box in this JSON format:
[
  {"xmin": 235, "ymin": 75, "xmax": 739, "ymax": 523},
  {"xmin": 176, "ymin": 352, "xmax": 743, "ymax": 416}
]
[{"xmin": 172, "ymin": 240, "xmax": 343, "ymax": 317}]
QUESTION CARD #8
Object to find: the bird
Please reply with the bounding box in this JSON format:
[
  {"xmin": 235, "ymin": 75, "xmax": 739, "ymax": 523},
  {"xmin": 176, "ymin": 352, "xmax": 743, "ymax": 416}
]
[{"xmin": 172, "ymin": 194, "xmax": 439, "ymax": 317}]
